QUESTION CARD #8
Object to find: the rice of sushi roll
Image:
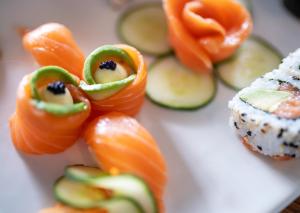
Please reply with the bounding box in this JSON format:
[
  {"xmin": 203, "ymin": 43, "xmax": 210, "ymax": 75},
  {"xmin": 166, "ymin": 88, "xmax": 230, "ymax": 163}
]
[{"xmin": 228, "ymin": 48, "xmax": 300, "ymax": 160}]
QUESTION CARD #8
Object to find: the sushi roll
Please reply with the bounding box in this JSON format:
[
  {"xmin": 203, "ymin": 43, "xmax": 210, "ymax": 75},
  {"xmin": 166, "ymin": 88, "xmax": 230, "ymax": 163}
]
[
  {"xmin": 80, "ymin": 44, "xmax": 146, "ymax": 117},
  {"xmin": 229, "ymin": 48, "xmax": 300, "ymax": 160},
  {"xmin": 9, "ymin": 66, "xmax": 91, "ymax": 154}
]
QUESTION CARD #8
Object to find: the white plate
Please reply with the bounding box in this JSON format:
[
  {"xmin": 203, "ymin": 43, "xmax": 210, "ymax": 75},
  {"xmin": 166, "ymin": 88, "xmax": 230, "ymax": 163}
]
[{"xmin": 1, "ymin": 0, "xmax": 300, "ymax": 212}]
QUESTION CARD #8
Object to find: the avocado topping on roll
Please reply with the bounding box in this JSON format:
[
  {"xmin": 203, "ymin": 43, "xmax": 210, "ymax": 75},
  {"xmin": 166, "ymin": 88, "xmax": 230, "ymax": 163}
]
[
  {"xmin": 240, "ymin": 82, "xmax": 300, "ymax": 119},
  {"xmin": 30, "ymin": 66, "xmax": 88, "ymax": 116},
  {"xmin": 80, "ymin": 45, "xmax": 136, "ymax": 100}
]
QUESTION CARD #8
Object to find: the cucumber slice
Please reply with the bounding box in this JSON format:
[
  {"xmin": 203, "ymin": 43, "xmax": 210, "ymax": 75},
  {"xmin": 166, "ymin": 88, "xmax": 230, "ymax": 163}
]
[
  {"xmin": 100, "ymin": 197, "xmax": 143, "ymax": 213},
  {"xmin": 65, "ymin": 165, "xmax": 104, "ymax": 180},
  {"xmin": 65, "ymin": 165, "xmax": 157, "ymax": 213},
  {"xmin": 146, "ymin": 55, "xmax": 216, "ymax": 110},
  {"xmin": 54, "ymin": 177, "xmax": 106, "ymax": 209},
  {"xmin": 54, "ymin": 177, "xmax": 142, "ymax": 213},
  {"xmin": 117, "ymin": 3, "xmax": 171, "ymax": 56},
  {"xmin": 216, "ymin": 36, "xmax": 282, "ymax": 90}
]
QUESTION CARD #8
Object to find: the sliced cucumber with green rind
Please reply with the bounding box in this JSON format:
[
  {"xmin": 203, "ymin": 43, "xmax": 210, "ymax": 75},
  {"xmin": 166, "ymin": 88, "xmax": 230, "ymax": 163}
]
[
  {"xmin": 100, "ymin": 196, "xmax": 143, "ymax": 213},
  {"xmin": 117, "ymin": 3, "xmax": 171, "ymax": 56},
  {"xmin": 54, "ymin": 177, "xmax": 142, "ymax": 213},
  {"xmin": 146, "ymin": 55, "xmax": 216, "ymax": 110},
  {"xmin": 65, "ymin": 165, "xmax": 157, "ymax": 213},
  {"xmin": 65, "ymin": 165, "xmax": 105, "ymax": 180},
  {"xmin": 54, "ymin": 177, "xmax": 106, "ymax": 209},
  {"xmin": 216, "ymin": 36, "xmax": 282, "ymax": 90}
]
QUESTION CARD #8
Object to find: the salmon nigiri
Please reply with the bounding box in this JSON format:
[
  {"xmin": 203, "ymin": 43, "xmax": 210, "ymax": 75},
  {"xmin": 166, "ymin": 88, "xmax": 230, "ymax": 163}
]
[
  {"xmin": 79, "ymin": 44, "xmax": 146, "ymax": 117},
  {"xmin": 84, "ymin": 112, "xmax": 167, "ymax": 212},
  {"xmin": 9, "ymin": 66, "xmax": 91, "ymax": 154},
  {"xmin": 23, "ymin": 23, "xmax": 85, "ymax": 78},
  {"xmin": 163, "ymin": 0, "xmax": 253, "ymax": 73}
]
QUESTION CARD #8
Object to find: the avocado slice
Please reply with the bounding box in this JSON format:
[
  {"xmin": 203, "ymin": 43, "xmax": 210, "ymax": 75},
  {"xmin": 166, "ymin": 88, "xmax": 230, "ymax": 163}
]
[
  {"xmin": 31, "ymin": 100, "xmax": 87, "ymax": 116},
  {"xmin": 83, "ymin": 45, "xmax": 136, "ymax": 84},
  {"xmin": 240, "ymin": 88, "xmax": 292, "ymax": 112},
  {"xmin": 80, "ymin": 74, "xmax": 136, "ymax": 100},
  {"xmin": 30, "ymin": 66, "xmax": 79, "ymax": 100},
  {"xmin": 30, "ymin": 66, "xmax": 88, "ymax": 116}
]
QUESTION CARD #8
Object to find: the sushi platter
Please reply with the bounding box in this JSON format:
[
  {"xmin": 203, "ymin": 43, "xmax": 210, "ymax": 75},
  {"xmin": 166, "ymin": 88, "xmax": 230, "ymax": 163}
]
[{"xmin": 1, "ymin": 0, "xmax": 300, "ymax": 212}]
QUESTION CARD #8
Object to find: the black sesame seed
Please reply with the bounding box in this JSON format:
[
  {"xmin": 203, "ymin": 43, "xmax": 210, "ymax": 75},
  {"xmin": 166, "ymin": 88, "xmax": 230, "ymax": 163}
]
[
  {"xmin": 241, "ymin": 119, "xmax": 246, "ymax": 123},
  {"xmin": 241, "ymin": 113, "xmax": 246, "ymax": 117},
  {"xmin": 282, "ymin": 141, "xmax": 298, "ymax": 149},
  {"xmin": 247, "ymin": 131, "xmax": 252, "ymax": 136},
  {"xmin": 284, "ymin": 153, "xmax": 296, "ymax": 157},
  {"xmin": 234, "ymin": 122, "xmax": 239, "ymax": 129},
  {"xmin": 277, "ymin": 128, "xmax": 285, "ymax": 138},
  {"xmin": 99, "ymin": 60, "xmax": 117, "ymax": 70},
  {"xmin": 47, "ymin": 81, "xmax": 66, "ymax": 95},
  {"xmin": 278, "ymin": 80, "xmax": 285, "ymax": 84},
  {"xmin": 290, "ymin": 143, "xmax": 299, "ymax": 148},
  {"xmin": 257, "ymin": 145, "xmax": 262, "ymax": 151},
  {"xmin": 292, "ymin": 76, "xmax": 300, "ymax": 81},
  {"xmin": 283, "ymin": 141, "xmax": 289, "ymax": 146},
  {"xmin": 263, "ymin": 123, "xmax": 269, "ymax": 127}
]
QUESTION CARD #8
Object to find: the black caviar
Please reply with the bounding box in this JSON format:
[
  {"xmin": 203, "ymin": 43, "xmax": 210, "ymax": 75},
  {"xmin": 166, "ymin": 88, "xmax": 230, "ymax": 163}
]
[
  {"xmin": 47, "ymin": 81, "xmax": 66, "ymax": 95},
  {"xmin": 283, "ymin": 141, "xmax": 299, "ymax": 148},
  {"xmin": 99, "ymin": 60, "xmax": 117, "ymax": 70}
]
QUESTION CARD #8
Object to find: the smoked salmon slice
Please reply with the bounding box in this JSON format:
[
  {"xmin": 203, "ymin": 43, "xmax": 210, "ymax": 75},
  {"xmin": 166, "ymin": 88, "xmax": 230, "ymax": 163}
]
[
  {"xmin": 84, "ymin": 112, "xmax": 167, "ymax": 212},
  {"xmin": 82, "ymin": 44, "xmax": 147, "ymax": 117},
  {"xmin": 9, "ymin": 66, "xmax": 91, "ymax": 154},
  {"xmin": 23, "ymin": 23, "xmax": 85, "ymax": 78},
  {"xmin": 163, "ymin": 0, "xmax": 253, "ymax": 73}
]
